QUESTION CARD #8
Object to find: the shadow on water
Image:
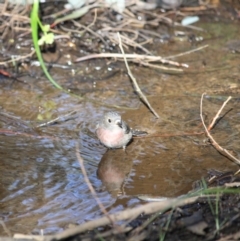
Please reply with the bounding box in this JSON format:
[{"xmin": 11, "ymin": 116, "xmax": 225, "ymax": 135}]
[{"xmin": 1, "ymin": 20, "xmax": 240, "ymax": 235}]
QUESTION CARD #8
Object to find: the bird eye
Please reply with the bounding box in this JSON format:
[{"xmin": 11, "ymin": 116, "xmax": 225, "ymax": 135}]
[{"xmin": 108, "ymin": 119, "xmax": 111, "ymax": 123}]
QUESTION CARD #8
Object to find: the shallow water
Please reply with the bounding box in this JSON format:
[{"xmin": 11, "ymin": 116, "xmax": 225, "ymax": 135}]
[{"xmin": 0, "ymin": 19, "xmax": 240, "ymax": 235}]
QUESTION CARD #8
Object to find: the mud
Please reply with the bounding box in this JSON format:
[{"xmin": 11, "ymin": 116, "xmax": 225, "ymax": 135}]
[{"xmin": 0, "ymin": 2, "xmax": 240, "ymax": 236}]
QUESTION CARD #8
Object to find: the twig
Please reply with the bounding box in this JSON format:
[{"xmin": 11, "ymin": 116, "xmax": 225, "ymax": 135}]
[
  {"xmin": 75, "ymin": 53, "xmax": 188, "ymax": 68},
  {"xmin": 110, "ymin": 32, "xmax": 153, "ymax": 55},
  {"xmin": 117, "ymin": 32, "xmax": 159, "ymax": 118},
  {"xmin": 140, "ymin": 62, "xmax": 183, "ymax": 72},
  {"xmin": 72, "ymin": 20, "xmax": 107, "ymax": 45},
  {"xmin": 208, "ymin": 96, "xmax": 232, "ymax": 131},
  {"xmin": 75, "ymin": 142, "xmax": 115, "ymax": 224},
  {"xmin": 200, "ymin": 93, "xmax": 240, "ymax": 165},
  {"xmin": 0, "ymin": 220, "xmax": 11, "ymax": 237},
  {"xmin": 0, "ymin": 50, "xmax": 35, "ymax": 66},
  {"xmin": 48, "ymin": 196, "xmax": 198, "ymax": 241},
  {"xmin": 36, "ymin": 110, "xmax": 77, "ymax": 128},
  {"xmin": 166, "ymin": 45, "xmax": 209, "ymax": 59},
  {"xmin": 133, "ymin": 131, "xmax": 204, "ymax": 139}
]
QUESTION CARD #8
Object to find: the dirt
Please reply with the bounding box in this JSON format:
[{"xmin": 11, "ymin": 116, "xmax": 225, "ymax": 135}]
[{"xmin": 0, "ymin": 0, "xmax": 240, "ymax": 240}]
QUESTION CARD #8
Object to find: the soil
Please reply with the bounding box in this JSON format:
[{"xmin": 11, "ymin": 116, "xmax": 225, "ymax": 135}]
[{"xmin": 1, "ymin": 0, "xmax": 240, "ymax": 240}]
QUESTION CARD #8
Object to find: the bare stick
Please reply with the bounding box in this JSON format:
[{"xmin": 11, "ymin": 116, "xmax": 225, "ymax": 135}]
[
  {"xmin": 72, "ymin": 20, "xmax": 107, "ymax": 45},
  {"xmin": 48, "ymin": 196, "xmax": 198, "ymax": 241},
  {"xmin": 208, "ymin": 96, "xmax": 232, "ymax": 131},
  {"xmin": 75, "ymin": 142, "xmax": 115, "ymax": 224},
  {"xmin": 36, "ymin": 110, "xmax": 77, "ymax": 128},
  {"xmin": 0, "ymin": 220, "xmax": 11, "ymax": 237},
  {"xmin": 200, "ymin": 93, "xmax": 240, "ymax": 165},
  {"xmin": 117, "ymin": 32, "xmax": 159, "ymax": 118},
  {"xmin": 0, "ymin": 50, "xmax": 35, "ymax": 66},
  {"xmin": 110, "ymin": 32, "xmax": 153, "ymax": 55},
  {"xmin": 75, "ymin": 53, "xmax": 188, "ymax": 69},
  {"xmin": 166, "ymin": 45, "xmax": 209, "ymax": 59}
]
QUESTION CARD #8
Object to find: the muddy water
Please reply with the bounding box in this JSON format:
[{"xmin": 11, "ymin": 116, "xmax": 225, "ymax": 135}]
[{"xmin": 1, "ymin": 21, "xmax": 240, "ymax": 234}]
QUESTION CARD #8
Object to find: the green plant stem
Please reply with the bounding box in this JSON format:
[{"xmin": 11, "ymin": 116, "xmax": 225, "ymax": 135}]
[
  {"xmin": 160, "ymin": 210, "xmax": 173, "ymax": 241},
  {"xmin": 31, "ymin": 0, "xmax": 62, "ymax": 89},
  {"xmin": 215, "ymin": 192, "xmax": 220, "ymax": 232}
]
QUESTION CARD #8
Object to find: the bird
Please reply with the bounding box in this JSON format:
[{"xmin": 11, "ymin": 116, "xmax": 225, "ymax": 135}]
[{"xmin": 96, "ymin": 112, "xmax": 133, "ymax": 150}]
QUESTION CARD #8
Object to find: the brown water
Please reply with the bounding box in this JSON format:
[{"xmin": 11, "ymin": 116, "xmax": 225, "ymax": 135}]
[{"xmin": 0, "ymin": 19, "xmax": 240, "ymax": 235}]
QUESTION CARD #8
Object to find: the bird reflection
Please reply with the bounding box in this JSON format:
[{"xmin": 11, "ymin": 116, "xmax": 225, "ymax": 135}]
[{"xmin": 97, "ymin": 149, "xmax": 133, "ymax": 197}]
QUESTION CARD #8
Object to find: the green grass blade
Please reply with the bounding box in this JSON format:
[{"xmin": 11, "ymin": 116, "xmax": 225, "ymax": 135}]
[{"xmin": 30, "ymin": 0, "xmax": 63, "ymax": 90}]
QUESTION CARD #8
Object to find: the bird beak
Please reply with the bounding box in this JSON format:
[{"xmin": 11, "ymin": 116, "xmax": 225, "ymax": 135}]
[{"xmin": 116, "ymin": 120, "xmax": 123, "ymax": 128}]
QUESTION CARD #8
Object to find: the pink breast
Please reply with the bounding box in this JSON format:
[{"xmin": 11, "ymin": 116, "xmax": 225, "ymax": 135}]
[{"xmin": 97, "ymin": 128, "xmax": 124, "ymax": 148}]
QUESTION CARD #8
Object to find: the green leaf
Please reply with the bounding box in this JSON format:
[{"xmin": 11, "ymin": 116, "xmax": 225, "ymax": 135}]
[
  {"xmin": 30, "ymin": 0, "xmax": 62, "ymax": 89},
  {"xmin": 38, "ymin": 33, "xmax": 54, "ymax": 45},
  {"xmin": 38, "ymin": 36, "xmax": 45, "ymax": 46},
  {"xmin": 37, "ymin": 114, "xmax": 44, "ymax": 121},
  {"xmin": 45, "ymin": 33, "xmax": 54, "ymax": 44},
  {"xmin": 42, "ymin": 24, "xmax": 50, "ymax": 33}
]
